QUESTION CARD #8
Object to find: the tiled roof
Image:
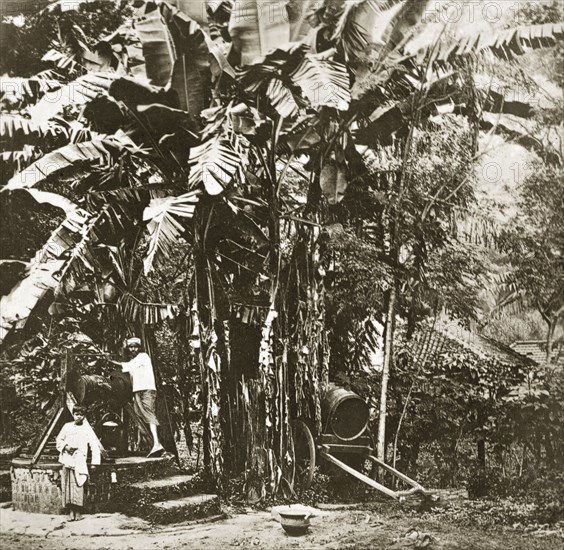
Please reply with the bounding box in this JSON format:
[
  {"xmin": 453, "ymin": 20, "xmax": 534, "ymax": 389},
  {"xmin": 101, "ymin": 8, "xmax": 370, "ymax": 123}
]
[
  {"xmin": 509, "ymin": 340, "xmax": 564, "ymax": 367},
  {"xmin": 411, "ymin": 321, "xmax": 535, "ymax": 368}
]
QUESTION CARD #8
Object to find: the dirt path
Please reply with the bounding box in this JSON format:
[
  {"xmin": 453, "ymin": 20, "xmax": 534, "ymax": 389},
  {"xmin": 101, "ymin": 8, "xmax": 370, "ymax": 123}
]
[{"xmin": 1, "ymin": 505, "xmax": 562, "ymax": 549}]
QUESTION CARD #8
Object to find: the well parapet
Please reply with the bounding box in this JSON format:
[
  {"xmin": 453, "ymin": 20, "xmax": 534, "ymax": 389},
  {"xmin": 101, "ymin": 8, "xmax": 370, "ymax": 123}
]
[{"xmin": 11, "ymin": 454, "xmax": 177, "ymax": 514}]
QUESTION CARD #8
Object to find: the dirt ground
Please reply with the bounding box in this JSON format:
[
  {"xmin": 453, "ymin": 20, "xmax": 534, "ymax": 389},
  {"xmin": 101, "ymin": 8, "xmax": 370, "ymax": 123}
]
[{"xmin": 1, "ymin": 503, "xmax": 562, "ymax": 550}]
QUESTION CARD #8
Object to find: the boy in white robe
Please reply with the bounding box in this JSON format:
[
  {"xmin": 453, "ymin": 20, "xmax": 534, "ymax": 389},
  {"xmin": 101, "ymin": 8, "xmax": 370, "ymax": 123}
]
[{"xmin": 56, "ymin": 406, "xmax": 101, "ymax": 520}]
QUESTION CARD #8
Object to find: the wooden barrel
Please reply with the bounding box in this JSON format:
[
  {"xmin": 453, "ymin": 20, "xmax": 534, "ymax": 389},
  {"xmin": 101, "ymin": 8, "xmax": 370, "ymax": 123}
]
[
  {"xmin": 321, "ymin": 386, "xmax": 369, "ymax": 441},
  {"xmin": 108, "ymin": 371, "xmax": 133, "ymax": 401},
  {"xmin": 75, "ymin": 372, "xmax": 132, "ymax": 404},
  {"xmin": 75, "ymin": 375, "xmax": 112, "ymax": 404}
]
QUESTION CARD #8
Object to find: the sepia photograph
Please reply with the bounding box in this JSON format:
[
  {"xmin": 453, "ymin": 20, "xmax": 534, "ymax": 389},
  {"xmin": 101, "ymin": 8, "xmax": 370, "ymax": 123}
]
[{"xmin": 0, "ymin": 1, "xmax": 562, "ymax": 548}]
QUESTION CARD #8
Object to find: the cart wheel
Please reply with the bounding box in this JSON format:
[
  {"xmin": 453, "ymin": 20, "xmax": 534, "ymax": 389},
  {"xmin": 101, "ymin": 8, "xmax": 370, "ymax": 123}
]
[{"xmin": 291, "ymin": 419, "xmax": 316, "ymax": 490}]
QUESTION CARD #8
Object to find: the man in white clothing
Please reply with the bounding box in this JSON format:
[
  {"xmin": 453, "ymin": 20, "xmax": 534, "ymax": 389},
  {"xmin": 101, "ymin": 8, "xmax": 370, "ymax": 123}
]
[{"xmin": 109, "ymin": 337, "xmax": 164, "ymax": 457}]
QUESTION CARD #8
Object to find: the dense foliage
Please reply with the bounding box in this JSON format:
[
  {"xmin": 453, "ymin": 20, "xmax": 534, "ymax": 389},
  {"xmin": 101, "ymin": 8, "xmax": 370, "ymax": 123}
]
[
  {"xmin": 0, "ymin": 1, "xmax": 562, "ymax": 517},
  {"xmin": 497, "ymin": 162, "xmax": 564, "ymax": 363}
]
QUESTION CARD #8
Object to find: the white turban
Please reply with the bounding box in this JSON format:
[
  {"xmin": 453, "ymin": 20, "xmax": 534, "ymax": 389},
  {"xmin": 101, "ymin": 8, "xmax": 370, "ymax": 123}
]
[{"xmin": 126, "ymin": 337, "xmax": 141, "ymax": 345}]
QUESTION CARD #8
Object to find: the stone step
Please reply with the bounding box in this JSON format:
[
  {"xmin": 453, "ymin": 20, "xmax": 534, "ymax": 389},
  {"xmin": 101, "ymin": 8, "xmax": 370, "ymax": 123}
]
[
  {"xmin": 146, "ymin": 493, "xmax": 221, "ymax": 524},
  {"xmin": 130, "ymin": 474, "xmax": 194, "ymax": 490},
  {"xmin": 114, "ymin": 473, "xmax": 196, "ymax": 505},
  {"xmin": 112, "ymin": 454, "xmax": 180, "ymax": 485}
]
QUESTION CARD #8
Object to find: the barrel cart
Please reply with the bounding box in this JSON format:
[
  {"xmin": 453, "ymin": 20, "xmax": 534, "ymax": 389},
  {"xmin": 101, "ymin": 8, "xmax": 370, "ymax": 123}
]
[{"xmin": 291, "ymin": 384, "xmax": 436, "ymax": 502}]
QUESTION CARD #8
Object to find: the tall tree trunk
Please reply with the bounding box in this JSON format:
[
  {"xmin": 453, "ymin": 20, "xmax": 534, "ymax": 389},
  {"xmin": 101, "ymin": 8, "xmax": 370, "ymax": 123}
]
[
  {"xmin": 546, "ymin": 317, "xmax": 557, "ymax": 364},
  {"xmin": 193, "ymin": 205, "xmax": 224, "ymax": 483},
  {"xmin": 377, "ymin": 283, "xmax": 396, "ymax": 462},
  {"xmin": 477, "ymin": 439, "xmax": 486, "ymax": 469}
]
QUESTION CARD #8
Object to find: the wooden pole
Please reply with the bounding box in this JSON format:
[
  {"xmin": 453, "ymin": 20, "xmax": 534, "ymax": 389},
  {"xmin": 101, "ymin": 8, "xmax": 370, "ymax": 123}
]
[{"xmin": 377, "ymin": 284, "xmax": 396, "ymax": 463}]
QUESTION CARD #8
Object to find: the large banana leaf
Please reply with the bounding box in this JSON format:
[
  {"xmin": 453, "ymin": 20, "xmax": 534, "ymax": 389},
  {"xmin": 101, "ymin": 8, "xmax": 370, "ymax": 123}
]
[
  {"xmin": 381, "ymin": 0, "xmax": 430, "ymax": 50},
  {"xmin": 0, "ymin": 260, "xmax": 65, "ymax": 343},
  {"xmin": 189, "ymin": 137, "xmax": 244, "ymax": 195},
  {"xmin": 135, "ymin": 4, "xmax": 177, "ymax": 86},
  {"xmin": 0, "ymin": 72, "xmax": 62, "ymax": 106},
  {"xmin": 416, "ymin": 22, "xmax": 564, "ymax": 65},
  {"xmin": 4, "ymin": 135, "xmax": 138, "ymax": 191},
  {"xmin": 0, "ymin": 114, "xmax": 67, "ymax": 142},
  {"xmin": 160, "ymin": 2, "xmax": 210, "ymax": 114},
  {"xmin": 0, "ymin": 208, "xmax": 91, "ymax": 344},
  {"xmin": 334, "ymin": 0, "xmax": 398, "ymax": 51},
  {"xmin": 142, "ymin": 190, "xmax": 201, "ymax": 274},
  {"xmin": 135, "ymin": 2, "xmax": 233, "ymax": 114},
  {"xmin": 287, "ymin": 0, "xmax": 317, "ymax": 42},
  {"xmin": 228, "ymin": 0, "xmax": 290, "ymax": 65},
  {"xmin": 21, "ymin": 189, "xmax": 80, "ymax": 213},
  {"xmin": 480, "ymin": 112, "xmax": 562, "ymax": 164},
  {"xmin": 28, "ymin": 73, "xmax": 116, "ymax": 125},
  {"xmin": 56, "ymin": 209, "xmax": 107, "ymax": 295},
  {"xmin": 291, "ymin": 50, "xmax": 351, "ymax": 110},
  {"xmin": 334, "ymin": 0, "xmax": 428, "ymax": 58},
  {"xmin": 170, "ymin": 0, "xmax": 209, "ymax": 27},
  {"xmin": 171, "ymin": 53, "xmax": 207, "ymax": 114},
  {"xmin": 239, "ymin": 43, "xmax": 306, "ymax": 118},
  {"xmin": 267, "ymin": 78, "xmax": 300, "ymax": 118}
]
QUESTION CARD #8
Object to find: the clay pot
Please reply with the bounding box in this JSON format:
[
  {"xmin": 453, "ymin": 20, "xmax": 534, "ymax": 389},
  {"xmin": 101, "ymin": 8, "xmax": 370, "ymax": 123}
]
[{"xmin": 279, "ymin": 510, "xmax": 311, "ymax": 536}]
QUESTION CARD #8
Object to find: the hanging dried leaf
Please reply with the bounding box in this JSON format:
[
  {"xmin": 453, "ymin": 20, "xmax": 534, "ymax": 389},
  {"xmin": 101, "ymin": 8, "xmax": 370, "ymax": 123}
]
[{"xmin": 320, "ymin": 157, "xmax": 348, "ymax": 205}]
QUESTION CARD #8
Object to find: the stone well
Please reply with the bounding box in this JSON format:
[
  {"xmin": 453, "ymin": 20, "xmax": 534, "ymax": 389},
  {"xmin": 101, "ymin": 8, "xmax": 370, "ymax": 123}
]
[{"xmin": 11, "ymin": 454, "xmax": 177, "ymax": 514}]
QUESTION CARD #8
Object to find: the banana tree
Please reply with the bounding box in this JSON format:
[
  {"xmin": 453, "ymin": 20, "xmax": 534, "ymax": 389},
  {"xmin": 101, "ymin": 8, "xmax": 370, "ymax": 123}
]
[{"xmin": 1, "ymin": 0, "xmax": 562, "ymax": 496}]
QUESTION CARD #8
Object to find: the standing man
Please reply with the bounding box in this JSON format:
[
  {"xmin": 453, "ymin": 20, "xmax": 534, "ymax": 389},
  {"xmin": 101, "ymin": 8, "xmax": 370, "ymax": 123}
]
[{"xmin": 109, "ymin": 337, "xmax": 164, "ymax": 457}]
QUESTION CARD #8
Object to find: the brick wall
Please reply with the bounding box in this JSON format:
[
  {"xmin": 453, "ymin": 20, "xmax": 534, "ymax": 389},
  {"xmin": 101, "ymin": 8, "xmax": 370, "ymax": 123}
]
[
  {"xmin": 11, "ymin": 464, "xmax": 65, "ymax": 514},
  {"xmin": 10, "ymin": 455, "xmax": 177, "ymax": 514}
]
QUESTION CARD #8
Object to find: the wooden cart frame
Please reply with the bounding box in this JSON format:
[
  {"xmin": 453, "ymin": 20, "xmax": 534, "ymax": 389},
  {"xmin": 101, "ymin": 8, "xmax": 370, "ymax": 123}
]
[{"xmin": 292, "ymin": 420, "xmax": 435, "ymax": 502}]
